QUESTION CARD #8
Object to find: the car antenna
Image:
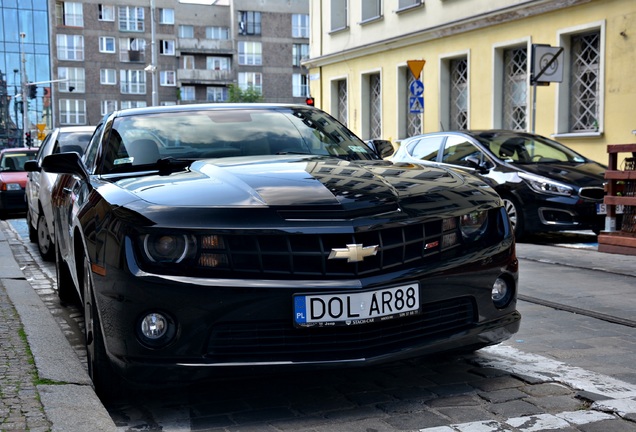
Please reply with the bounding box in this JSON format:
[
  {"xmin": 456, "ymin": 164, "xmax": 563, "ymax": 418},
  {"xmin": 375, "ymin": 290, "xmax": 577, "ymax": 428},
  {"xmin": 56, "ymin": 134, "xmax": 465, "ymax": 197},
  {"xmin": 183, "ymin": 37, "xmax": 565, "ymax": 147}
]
[{"xmin": 439, "ymin": 122, "xmax": 445, "ymax": 131}]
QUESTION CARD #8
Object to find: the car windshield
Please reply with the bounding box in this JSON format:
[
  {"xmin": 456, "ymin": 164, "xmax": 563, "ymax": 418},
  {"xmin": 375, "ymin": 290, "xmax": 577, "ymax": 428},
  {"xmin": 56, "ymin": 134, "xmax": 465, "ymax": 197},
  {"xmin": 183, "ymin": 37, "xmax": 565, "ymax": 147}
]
[
  {"xmin": 474, "ymin": 132, "xmax": 588, "ymax": 164},
  {"xmin": 0, "ymin": 151, "xmax": 38, "ymax": 171},
  {"xmin": 101, "ymin": 107, "xmax": 377, "ymax": 174}
]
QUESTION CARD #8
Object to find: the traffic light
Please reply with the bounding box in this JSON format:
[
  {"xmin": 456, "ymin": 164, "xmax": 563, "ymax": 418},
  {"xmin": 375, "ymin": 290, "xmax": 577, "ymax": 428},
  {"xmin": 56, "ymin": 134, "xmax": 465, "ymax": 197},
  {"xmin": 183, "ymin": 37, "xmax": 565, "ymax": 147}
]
[
  {"xmin": 25, "ymin": 132, "xmax": 32, "ymax": 147},
  {"xmin": 28, "ymin": 84, "xmax": 37, "ymax": 99},
  {"xmin": 305, "ymin": 96, "xmax": 314, "ymax": 106}
]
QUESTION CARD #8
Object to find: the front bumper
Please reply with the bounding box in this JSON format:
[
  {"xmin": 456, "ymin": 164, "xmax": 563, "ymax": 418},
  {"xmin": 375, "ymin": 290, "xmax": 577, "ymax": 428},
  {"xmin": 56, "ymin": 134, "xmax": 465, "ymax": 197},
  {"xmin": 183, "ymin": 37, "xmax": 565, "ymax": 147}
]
[{"xmin": 92, "ymin": 237, "xmax": 520, "ymax": 384}]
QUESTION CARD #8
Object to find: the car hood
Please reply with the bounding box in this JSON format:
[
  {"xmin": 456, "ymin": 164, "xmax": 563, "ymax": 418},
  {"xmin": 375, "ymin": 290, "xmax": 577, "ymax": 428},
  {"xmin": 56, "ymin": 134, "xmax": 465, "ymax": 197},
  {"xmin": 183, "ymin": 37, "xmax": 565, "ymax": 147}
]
[
  {"xmin": 512, "ymin": 161, "xmax": 606, "ymax": 187},
  {"xmin": 111, "ymin": 157, "xmax": 493, "ymax": 214}
]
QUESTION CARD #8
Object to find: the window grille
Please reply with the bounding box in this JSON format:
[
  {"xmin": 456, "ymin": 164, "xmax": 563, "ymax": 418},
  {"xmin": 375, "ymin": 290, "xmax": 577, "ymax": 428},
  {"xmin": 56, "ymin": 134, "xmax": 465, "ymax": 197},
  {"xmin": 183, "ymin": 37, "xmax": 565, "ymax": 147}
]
[
  {"xmin": 337, "ymin": 80, "xmax": 348, "ymax": 126},
  {"xmin": 450, "ymin": 58, "xmax": 468, "ymax": 130},
  {"xmin": 407, "ymin": 73, "xmax": 422, "ymax": 136},
  {"xmin": 503, "ymin": 48, "xmax": 527, "ymax": 131},
  {"xmin": 370, "ymin": 74, "xmax": 382, "ymax": 139},
  {"xmin": 569, "ymin": 31, "xmax": 600, "ymax": 132}
]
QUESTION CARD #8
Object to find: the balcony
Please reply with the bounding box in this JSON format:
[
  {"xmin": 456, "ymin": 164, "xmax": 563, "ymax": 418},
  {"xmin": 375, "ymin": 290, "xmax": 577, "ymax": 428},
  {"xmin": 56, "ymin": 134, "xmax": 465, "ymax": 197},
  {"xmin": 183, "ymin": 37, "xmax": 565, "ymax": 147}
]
[
  {"xmin": 177, "ymin": 38, "xmax": 233, "ymax": 55},
  {"xmin": 177, "ymin": 69, "xmax": 233, "ymax": 85}
]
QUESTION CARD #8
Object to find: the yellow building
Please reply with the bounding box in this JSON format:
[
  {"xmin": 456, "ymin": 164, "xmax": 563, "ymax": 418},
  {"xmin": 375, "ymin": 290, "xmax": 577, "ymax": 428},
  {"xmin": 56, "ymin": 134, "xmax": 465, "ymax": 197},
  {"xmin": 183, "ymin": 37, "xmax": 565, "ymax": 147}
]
[{"xmin": 305, "ymin": 0, "xmax": 635, "ymax": 165}]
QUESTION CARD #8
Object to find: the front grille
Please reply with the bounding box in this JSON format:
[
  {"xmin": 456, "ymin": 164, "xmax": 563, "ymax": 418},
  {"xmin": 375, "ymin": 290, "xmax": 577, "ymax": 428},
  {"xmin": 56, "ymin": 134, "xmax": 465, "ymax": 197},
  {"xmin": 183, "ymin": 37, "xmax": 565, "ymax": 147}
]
[
  {"xmin": 206, "ymin": 297, "xmax": 476, "ymax": 363},
  {"xmin": 579, "ymin": 187, "xmax": 604, "ymax": 201}
]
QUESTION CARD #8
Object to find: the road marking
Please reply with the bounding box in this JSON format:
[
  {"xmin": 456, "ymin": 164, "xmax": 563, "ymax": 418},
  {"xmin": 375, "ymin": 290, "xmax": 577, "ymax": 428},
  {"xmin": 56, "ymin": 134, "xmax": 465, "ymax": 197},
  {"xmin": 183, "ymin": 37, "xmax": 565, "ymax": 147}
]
[{"xmin": 419, "ymin": 345, "xmax": 636, "ymax": 431}]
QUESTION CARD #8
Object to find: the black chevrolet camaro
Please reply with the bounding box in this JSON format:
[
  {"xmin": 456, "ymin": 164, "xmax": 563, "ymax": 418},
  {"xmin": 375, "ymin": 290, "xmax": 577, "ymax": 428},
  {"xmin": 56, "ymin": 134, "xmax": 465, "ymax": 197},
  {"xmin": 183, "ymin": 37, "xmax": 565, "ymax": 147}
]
[{"xmin": 42, "ymin": 104, "xmax": 520, "ymax": 398}]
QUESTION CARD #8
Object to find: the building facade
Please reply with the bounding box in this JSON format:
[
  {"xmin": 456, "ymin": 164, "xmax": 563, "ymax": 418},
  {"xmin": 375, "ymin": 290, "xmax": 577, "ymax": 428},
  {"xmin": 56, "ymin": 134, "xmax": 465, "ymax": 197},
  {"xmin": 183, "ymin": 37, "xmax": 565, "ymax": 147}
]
[
  {"xmin": 305, "ymin": 0, "xmax": 635, "ymax": 164},
  {"xmin": 1, "ymin": 0, "xmax": 309, "ymax": 143}
]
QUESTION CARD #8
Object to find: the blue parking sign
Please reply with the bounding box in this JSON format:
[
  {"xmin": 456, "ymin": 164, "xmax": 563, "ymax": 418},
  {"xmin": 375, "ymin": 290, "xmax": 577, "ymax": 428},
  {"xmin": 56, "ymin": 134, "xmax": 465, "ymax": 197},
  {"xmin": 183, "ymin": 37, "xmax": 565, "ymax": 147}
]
[{"xmin": 409, "ymin": 96, "xmax": 424, "ymax": 114}]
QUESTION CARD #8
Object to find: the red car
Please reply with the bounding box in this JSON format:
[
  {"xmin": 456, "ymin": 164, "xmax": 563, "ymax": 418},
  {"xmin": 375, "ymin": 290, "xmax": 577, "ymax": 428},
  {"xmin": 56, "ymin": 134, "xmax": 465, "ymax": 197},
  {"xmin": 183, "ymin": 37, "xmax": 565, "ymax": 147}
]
[{"xmin": 0, "ymin": 147, "xmax": 38, "ymax": 217}]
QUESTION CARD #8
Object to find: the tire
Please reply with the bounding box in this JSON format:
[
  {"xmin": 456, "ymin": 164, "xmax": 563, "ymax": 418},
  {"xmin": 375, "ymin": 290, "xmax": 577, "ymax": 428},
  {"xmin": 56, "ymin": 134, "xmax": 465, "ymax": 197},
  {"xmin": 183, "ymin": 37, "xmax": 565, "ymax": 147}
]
[
  {"xmin": 502, "ymin": 196, "xmax": 525, "ymax": 240},
  {"xmin": 56, "ymin": 241, "xmax": 80, "ymax": 305},
  {"xmin": 26, "ymin": 207, "xmax": 38, "ymax": 243},
  {"xmin": 83, "ymin": 256, "xmax": 124, "ymax": 401},
  {"xmin": 37, "ymin": 213, "xmax": 55, "ymax": 261}
]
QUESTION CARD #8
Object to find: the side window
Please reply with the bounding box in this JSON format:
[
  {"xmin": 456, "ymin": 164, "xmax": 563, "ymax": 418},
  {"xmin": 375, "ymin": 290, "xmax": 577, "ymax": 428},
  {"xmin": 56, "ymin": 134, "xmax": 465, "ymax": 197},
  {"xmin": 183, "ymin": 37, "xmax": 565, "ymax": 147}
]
[
  {"xmin": 37, "ymin": 133, "xmax": 56, "ymax": 163},
  {"xmin": 83, "ymin": 123, "xmax": 104, "ymax": 172},
  {"xmin": 408, "ymin": 136, "xmax": 444, "ymax": 161},
  {"xmin": 442, "ymin": 136, "xmax": 483, "ymax": 166}
]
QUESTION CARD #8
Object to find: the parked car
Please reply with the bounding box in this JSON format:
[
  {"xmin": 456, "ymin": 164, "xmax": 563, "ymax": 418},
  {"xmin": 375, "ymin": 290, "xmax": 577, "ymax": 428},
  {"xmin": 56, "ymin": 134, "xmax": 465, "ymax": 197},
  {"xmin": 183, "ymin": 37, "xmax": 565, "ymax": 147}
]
[
  {"xmin": 24, "ymin": 126, "xmax": 95, "ymax": 261},
  {"xmin": 390, "ymin": 130, "xmax": 607, "ymax": 238},
  {"xmin": 42, "ymin": 104, "xmax": 520, "ymax": 398},
  {"xmin": 0, "ymin": 147, "xmax": 38, "ymax": 218}
]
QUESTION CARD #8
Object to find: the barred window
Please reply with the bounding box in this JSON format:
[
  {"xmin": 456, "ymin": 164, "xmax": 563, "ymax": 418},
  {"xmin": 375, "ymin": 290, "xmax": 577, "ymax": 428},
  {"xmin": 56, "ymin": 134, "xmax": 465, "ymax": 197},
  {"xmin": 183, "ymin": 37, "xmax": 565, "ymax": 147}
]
[
  {"xmin": 370, "ymin": 74, "xmax": 382, "ymax": 139},
  {"xmin": 337, "ymin": 80, "xmax": 348, "ymax": 126},
  {"xmin": 503, "ymin": 48, "xmax": 527, "ymax": 131},
  {"xmin": 569, "ymin": 31, "xmax": 600, "ymax": 132},
  {"xmin": 450, "ymin": 58, "xmax": 468, "ymax": 130}
]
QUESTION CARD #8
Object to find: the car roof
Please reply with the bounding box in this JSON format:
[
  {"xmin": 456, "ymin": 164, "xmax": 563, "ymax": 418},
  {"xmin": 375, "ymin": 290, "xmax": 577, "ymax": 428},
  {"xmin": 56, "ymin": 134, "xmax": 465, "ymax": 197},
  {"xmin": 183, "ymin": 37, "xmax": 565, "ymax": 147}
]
[
  {"xmin": 109, "ymin": 103, "xmax": 314, "ymax": 119},
  {"xmin": 1, "ymin": 147, "xmax": 38, "ymax": 154}
]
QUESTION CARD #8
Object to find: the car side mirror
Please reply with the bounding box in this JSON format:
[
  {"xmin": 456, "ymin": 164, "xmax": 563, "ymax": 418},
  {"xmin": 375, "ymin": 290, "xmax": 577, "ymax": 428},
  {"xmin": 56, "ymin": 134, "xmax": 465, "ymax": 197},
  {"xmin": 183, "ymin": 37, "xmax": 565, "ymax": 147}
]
[
  {"xmin": 367, "ymin": 139, "xmax": 395, "ymax": 159},
  {"xmin": 24, "ymin": 160, "xmax": 40, "ymax": 172},
  {"xmin": 465, "ymin": 156, "xmax": 489, "ymax": 174},
  {"xmin": 42, "ymin": 152, "xmax": 90, "ymax": 184}
]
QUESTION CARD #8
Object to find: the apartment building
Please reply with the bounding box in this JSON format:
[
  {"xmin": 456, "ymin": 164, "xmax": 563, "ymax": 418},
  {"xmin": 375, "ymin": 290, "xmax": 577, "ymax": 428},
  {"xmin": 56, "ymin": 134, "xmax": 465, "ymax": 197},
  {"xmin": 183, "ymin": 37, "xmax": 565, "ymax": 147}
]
[
  {"xmin": 2, "ymin": 0, "xmax": 309, "ymax": 137},
  {"xmin": 305, "ymin": 0, "xmax": 635, "ymax": 164}
]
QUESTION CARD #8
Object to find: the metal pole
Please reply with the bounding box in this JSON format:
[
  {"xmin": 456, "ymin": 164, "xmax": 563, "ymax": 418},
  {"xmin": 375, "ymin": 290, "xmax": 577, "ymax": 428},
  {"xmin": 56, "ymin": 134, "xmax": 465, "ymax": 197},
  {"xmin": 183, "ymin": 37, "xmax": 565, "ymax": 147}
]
[{"xmin": 150, "ymin": 0, "xmax": 158, "ymax": 106}]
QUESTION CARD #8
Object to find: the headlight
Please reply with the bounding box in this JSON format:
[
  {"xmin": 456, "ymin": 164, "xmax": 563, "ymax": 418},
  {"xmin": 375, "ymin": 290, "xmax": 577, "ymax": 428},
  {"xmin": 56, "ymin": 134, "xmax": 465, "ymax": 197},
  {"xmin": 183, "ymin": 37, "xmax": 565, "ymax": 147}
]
[
  {"xmin": 519, "ymin": 172, "xmax": 573, "ymax": 196},
  {"xmin": 142, "ymin": 234, "xmax": 196, "ymax": 263},
  {"xmin": 460, "ymin": 210, "xmax": 488, "ymax": 240}
]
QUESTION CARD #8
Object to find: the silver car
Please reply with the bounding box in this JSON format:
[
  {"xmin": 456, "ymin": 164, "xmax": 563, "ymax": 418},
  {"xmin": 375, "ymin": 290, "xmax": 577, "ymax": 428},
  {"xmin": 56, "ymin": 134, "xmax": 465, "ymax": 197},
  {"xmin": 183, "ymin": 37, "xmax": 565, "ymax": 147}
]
[{"xmin": 25, "ymin": 126, "xmax": 95, "ymax": 260}]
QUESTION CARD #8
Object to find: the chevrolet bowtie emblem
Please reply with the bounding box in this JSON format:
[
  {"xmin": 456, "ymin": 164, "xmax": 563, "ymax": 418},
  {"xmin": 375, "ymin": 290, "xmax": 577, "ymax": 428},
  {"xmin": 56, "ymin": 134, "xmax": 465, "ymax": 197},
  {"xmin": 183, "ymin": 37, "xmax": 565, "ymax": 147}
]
[{"xmin": 328, "ymin": 244, "xmax": 379, "ymax": 263}]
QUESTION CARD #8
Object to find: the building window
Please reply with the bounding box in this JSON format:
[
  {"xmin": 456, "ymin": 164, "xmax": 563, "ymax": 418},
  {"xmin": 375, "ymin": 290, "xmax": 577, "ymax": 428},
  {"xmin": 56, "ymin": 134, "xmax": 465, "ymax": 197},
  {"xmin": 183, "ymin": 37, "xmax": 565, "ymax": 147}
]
[
  {"xmin": 238, "ymin": 72, "xmax": 262, "ymax": 93},
  {"xmin": 569, "ymin": 31, "xmax": 601, "ymax": 132},
  {"xmin": 206, "ymin": 26, "xmax": 229, "ymax": 40},
  {"xmin": 238, "ymin": 41, "xmax": 262, "ymax": 66},
  {"xmin": 101, "ymin": 100, "xmax": 117, "ymax": 115},
  {"xmin": 121, "ymin": 101, "xmax": 146, "ymax": 109},
  {"xmin": 292, "ymin": 74, "xmax": 308, "ymax": 97},
  {"xmin": 369, "ymin": 74, "xmax": 382, "ymax": 139},
  {"xmin": 120, "ymin": 37, "xmax": 146, "ymax": 62},
  {"xmin": 59, "ymin": 99, "xmax": 86, "ymax": 125},
  {"xmin": 330, "ymin": 0, "xmax": 347, "ymax": 32},
  {"xmin": 181, "ymin": 86, "xmax": 196, "ymax": 101},
  {"xmin": 118, "ymin": 6, "xmax": 144, "ymax": 32},
  {"xmin": 160, "ymin": 40, "xmax": 175, "ymax": 55},
  {"xmin": 179, "ymin": 25, "xmax": 194, "ymax": 38},
  {"xmin": 450, "ymin": 58, "xmax": 468, "ymax": 130},
  {"xmin": 503, "ymin": 48, "xmax": 528, "ymax": 131},
  {"xmin": 206, "ymin": 57, "xmax": 230, "ymax": 71},
  {"xmin": 58, "ymin": 67, "xmax": 85, "ymax": 92},
  {"xmin": 238, "ymin": 11, "xmax": 261, "ymax": 35},
  {"xmin": 398, "ymin": 0, "xmax": 422, "ymax": 11},
  {"xmin": 99, "ymin": 36, "xmax": 115, "ymax": 53},
  {"xmin": 120, "ymin": 70, "xmax": 146, "ymax": 94},
  {"xmin": 98, "ymin": 4, "xmax": 115, "ymax": 21},
  {"xmin": 337, "ymin": 79, "xmax": 347, "ymax": 126},
  {"xmin": 293, "ymin": 44, "xmax": 309, "ymax": 67},
  {"xmin": 56, "ymin": 1, "xmax": 83, "ymax": 27},
  {"xmin": 292, "ymin": 14, "xmax": 309, "ymax": 38},
  {"xmin": 100, "ymin": 69, "xmax": 116, "ymax": 85},
  {"xmin": 160, "ymin": 71, "xmax": 176, "ymax": 86},
  {"xmin": 159, "ymin": 8, "xmax": 174, "ymax": 24},
  {"xmin": 182, "ymin": 55, "xmax": 195, "ymax": 69},
  {"xmin": 207, "ymin": 86, "xmax": 228, "ymax": 102},
  {"xmin": 361, "ymin": 0, "xmax": 382, "ymax": 23},
  {"xmin": 57, "ymin": 35, "xmax": 84, "ymax": 61}
]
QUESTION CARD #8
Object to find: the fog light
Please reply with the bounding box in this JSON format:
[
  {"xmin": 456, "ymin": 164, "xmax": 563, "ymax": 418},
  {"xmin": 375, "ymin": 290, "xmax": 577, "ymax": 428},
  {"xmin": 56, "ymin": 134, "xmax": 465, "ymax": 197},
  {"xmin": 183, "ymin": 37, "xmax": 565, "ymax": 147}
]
[
  {"xmin": 491, "ymin": 276, "xmax": 513, "ymax": 309},
  {"xmin": 140, "ymin": 313, "xmax": 168, "ymax": 339}
]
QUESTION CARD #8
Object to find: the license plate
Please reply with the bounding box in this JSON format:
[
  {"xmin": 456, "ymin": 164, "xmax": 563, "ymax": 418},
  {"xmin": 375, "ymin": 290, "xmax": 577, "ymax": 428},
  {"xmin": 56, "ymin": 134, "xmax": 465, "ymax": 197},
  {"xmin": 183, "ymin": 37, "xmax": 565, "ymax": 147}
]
[
  {"xmin": 597, "ymin": 203, "xmax": 624, "ymax": 215},
  {"xmin": 293, "ymin": 284, "xmax": 420, "ymax": 328}
]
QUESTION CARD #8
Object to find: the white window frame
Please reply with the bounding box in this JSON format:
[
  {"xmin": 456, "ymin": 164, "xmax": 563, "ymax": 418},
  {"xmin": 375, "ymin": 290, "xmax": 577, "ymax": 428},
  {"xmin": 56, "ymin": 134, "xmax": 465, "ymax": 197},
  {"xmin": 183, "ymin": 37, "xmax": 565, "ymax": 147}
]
[
  {"xmin": 101, "ymin": 100, "xmax": 117, "ymax": 115},
  {"xmin": 121, "ymin": 101, "xmax": 147, "ymax": 109},
  {"xmin": 554, "ymin": 21, "xmax": 605, "ymax": 138},
  {"xmin": 206, "ymin": 26, "xmax": 229, "ymax": 40},
  {"xmin": 57, "ymin": 1, "xmax": 84, "ymax": 27},
  {"xmin": 292, "ymin": 14, "xmax": 309, "ymax": 38},
  {"xmin": 120, "ymin": 69, "xmax": 146, "ymax": 94},
  {"xmin": 179, "ymin": 25, "xmax": 194, "ymax": 38},
  {"xmin": 180, "ymin": 86, "xmax": 196, "ymax": 101},
  {"xmin": 182, "ymin": 55, "xmax": 195, "ymax": 70},
  {"xmin": 99, "ymin": 4, "xmax": 115, "ymax": 21},
  {"xmin": 206, "ymin": 56, "xmax": 230, "ymax": 71},
  {"xmin": 159, "ymin": 8, "xmax": 174, "ymax": 24},
  {"xmin": 100, "ymin": 68, "xmax": 117, "ymax": 85},
  {"xmin": 59, "ymin": 99, "xmax": 87, "ymax": 125},
  {"xmin": 238, "ymin": 41, "xmax": 262, "ymax": 66},
  {"xmin": 118, "ymin": 6, "xmax": 144, "ymax": 32},
  {"xmin": 56, "ymin": 34, "xmax": 84, "ymax": 61},
  {"xmin": 99, "ymin": 36, "xmax": 116, "ymax": 53},
  {"xmin": 160, "ymin": 70, "xmax": 176, "ymax": 86},
  {"xmin": 238, "ymin": 72, "xmax": 262, "ymax": 93},
  {"xmin": 293, "ymin": 43, "xmax": 309, "ymax": 67},
  {"xmin": 292, "ymin": 73, "xmax": 308, "ymax": 97},
  {"xmin": 58, "ymin": 67, "xmax": 85, "ymax": 93},
  {"xmin": 160, "ymin": 40, "xmax": 175, "ymax": 56},
  {"xmin": 206, "ymin": 86, "xmax": 228, "ymax": 102}
]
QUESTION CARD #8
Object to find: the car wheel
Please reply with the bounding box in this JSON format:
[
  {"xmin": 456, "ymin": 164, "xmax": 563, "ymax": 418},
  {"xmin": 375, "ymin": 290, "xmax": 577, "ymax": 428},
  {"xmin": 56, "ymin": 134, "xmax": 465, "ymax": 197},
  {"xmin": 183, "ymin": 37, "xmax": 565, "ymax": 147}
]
[
  {"xmin": 503, "ymin": 196, "xmax": 525, "ymax": 239},
  {"xmin": 56, "ymin": 241, "xmax": 80, "ymax": 305},
  {"xmin": 26, "ymin": 207, "xmax": 38, "ymax": 243},
  {"xmin": 37, "ymin": 213, "xmax": 55, "ymax": 261},
  {"xmin": 83, "ymin": 256, "xmax": 123, "ymax": 401}
]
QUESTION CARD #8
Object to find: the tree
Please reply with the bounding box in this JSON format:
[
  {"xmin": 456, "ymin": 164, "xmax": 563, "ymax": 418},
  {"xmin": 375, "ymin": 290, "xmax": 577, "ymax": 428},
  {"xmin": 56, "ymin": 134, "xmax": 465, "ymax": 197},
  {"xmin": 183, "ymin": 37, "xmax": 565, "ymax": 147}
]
[{"xmin": 227, "ymin": 84, "xmax": 263, "ymax": 103}]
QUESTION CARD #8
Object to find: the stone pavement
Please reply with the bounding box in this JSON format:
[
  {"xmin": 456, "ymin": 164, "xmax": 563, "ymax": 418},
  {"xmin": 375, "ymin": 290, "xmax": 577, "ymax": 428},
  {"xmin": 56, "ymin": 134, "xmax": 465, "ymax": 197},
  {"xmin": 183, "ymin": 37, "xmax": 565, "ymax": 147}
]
[{"xmin": 2, "ymin": 216, "xmax": 636, "ymax": 432}]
